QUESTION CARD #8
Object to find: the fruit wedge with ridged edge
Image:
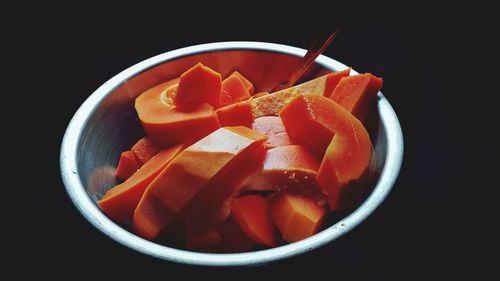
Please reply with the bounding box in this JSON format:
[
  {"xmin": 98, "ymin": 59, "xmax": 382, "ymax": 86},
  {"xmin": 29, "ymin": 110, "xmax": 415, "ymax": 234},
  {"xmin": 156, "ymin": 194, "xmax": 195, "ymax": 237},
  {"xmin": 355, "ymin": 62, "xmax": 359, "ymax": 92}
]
[
  {"xmin": 133, "ymin": 127, "xmax": 267, "ymax": 240},
  {"xmin": 98, "ymin": 143, "xmax": 184, "ymax": 224},
  {"xmin": 279, "ymin": 94, "xmax": 373, "ymax": 210},
  {"xmin": 181, "ymin": 146, "xmax": 268, "ymax": 246}
]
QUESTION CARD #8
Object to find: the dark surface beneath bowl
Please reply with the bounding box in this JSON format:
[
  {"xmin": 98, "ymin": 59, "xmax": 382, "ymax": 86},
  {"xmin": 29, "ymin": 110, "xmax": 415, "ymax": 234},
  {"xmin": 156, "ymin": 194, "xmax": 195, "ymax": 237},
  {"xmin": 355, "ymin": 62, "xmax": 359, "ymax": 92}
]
[{"xmin": 20, "ymin": 4, "xmax": 492, "ymax": 280}]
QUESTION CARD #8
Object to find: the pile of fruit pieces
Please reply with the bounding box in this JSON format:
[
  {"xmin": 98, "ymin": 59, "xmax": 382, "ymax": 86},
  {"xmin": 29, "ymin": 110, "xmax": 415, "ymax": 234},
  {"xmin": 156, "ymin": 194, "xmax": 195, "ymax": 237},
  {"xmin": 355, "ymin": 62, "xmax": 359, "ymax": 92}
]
[{"xmin": 98, "ymin": 63, "xmax": 383, "ymax": 252}]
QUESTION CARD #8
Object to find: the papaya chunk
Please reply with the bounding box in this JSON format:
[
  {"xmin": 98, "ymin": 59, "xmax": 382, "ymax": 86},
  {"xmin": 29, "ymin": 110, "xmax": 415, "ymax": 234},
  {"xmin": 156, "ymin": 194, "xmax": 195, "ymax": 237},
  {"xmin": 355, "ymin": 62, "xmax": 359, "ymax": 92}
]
[
  {"xmin": 174, "ymin": 63, "xmax": 222, "ymax": 108},
  {"xmin": 102, "ymin": 62, "xmax": 381, "ymax": 250},
  {"xmin": 115, "ymin": 150, "xmax": 139, "ymax": 180},
  {"xmin": 252, "ymin": 116, "xmax": 293, "ymax": 148},
  {"xmin": 239, "ymin": 145, "xmax": 325, "ymax": 205},
  {"xmin": 135, "ymin": 81, "xmax": 220, "ymax": 146},
  {"xmin": 131, "ymin": 137, "xmax": 160, "ymax": 166},
  {"xmin": 231, "ymin": 71, "xmax": 254, "ymax": 94},
  {"xmin": 329, "ymin": 73, "xmax": 383, "ymax": 122},
  {"xmin": 270, "ymin": 192, "xmax": 326, "ymax": 243},
  {"xmin": 219, "ymin": 74, "xmax": 251, "ymax": 107},
  {"xmin": 132, "ymin": 191, "xmax": 176, "ymax": 240},
  {"xmin": 216, "ymin": 101, "xmax": 253, "ymax": 128},
  {"xmin": 133, "ymin": 127, "xmax": 267, "ymax": 240},
  {"xmin": 231, "ymin": 195, "xmax": 278, "ymax": 247},
  {"xmin": 279, "ymin": 95, "xmax": 334, "ymax": 155},
  {"xmin": 323, "ymin": 69, "xmax": 351, "ymax": 97},
  {"xmin": 98, "ymin": 144, "xmax": 184, "ymax": 224},
  {"xmin": 181, "ymin": 146, "xmax": 267, "ymax": 243},
  {"xmin": 280, "ymin": 94, "xmax": 372, "ymax": 210}
]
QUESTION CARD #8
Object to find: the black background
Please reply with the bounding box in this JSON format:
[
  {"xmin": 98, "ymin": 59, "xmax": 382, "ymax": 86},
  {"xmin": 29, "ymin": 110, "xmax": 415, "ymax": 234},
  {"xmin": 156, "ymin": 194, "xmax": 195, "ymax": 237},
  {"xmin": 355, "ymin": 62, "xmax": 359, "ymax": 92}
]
[{"xmin": 18, "ymin": 4, "xmax": 492, "ymax": 280}]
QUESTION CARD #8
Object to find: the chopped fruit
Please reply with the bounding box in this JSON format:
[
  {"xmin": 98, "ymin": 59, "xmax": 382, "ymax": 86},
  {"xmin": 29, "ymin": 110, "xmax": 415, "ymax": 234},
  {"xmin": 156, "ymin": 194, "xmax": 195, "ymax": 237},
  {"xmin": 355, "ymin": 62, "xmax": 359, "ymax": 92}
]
[
  {"xmin": 131, "ymin": 137, "xmax": 160, "ymax": 166},
  {"xmin": 219, "ymin": 73, "xmax": 251, "ymax": 107},
  {"xmin": 132, "ymin": 127, "xmax": 267, "ymax": 240},
  {"xmin": 174, "ymin": 63, "xmax": 222, "ymax": 108},
  {"xmin": 216, "ymin": 101, "xmax": 254, "ymax": 128},
  {"xmin": 232, "ymin": 195, "xmax": 279, "ymax": 247},
  {"xmin": 270, "ymin": 192, "xmax": 326, "ymax": 242},
  {"xmin": 101, "ymin": 64, "xmax": 381, "ymax": 252},
  {"xmin": 98, "ymin": 144, "xmax": 184, "ymax": 224},
  {"xmin": 280, "ymin": 94, "xmax": 372, "ymax": 210},
  {"xmin": 231, "ymin": 71, "xmax": 254, "ymax": 94},
  {"xmin": 181, "ymin": 146, "xmax": 268, "ymax": 239},
  {"xmin": 115, "ymin": 150, "xmax": 139, "ymax": 180},
  {"xmin": 252, "ymin": 116, "xmax": 293, "ymax": 147},
  {"xmin": 280, "ymin": 94, "xmax": 335, "ymax": 155},
  {"xmin": 323, "ymin": 68, "xmax": 351, "ymax": 97},
  {"xmin": 329, "ymin": 73, "xmax": 383, "ymax": 122},
  {"xmin": 135, "ymin": 82, "xmax": 220, "ymax": 146},
  {"xmin": 240, "ymin": 145, "xmax": 319, "ymax": 191}
]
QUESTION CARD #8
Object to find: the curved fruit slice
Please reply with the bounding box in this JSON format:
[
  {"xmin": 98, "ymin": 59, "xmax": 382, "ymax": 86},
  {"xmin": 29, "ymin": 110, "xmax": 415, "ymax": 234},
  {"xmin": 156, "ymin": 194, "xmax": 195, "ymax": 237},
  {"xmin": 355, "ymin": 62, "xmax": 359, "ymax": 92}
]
[
  {"xmin": 133, "ymin": 127, "xmax": 267, "ymax": 240},
  {"xmin": 216, "ymin": 101, "xmax": 253, "ymax": 128},
  {"xmin": 231, "ymin": 195, "xmax": 278, "ymax": 247},
  {"xmin": 279, "ymin": 96, "xmax": 333, "ymax": 155},
  {"xmin": 115, "ymin": 150, "xmax": 139, "ymax": 181},
  {"xmin": 279, "ymin": 94, "xmax": 372, "ymax": 210},
  {"xmin": 219, "ymin": 74, "xmax": 251, "ymax": 107},
  {"xmin": 131, "ymin": 137, "xmax": 160, "ymax": 166},
  {"xmin": 98, "ymin": 144, "xmax": 184, "ymax": 223},
  {"xmin": 135, "ymin": 81, "xmax": 220, "ymax": 146},
  {"xmin": 252, "ymin": 116, "xmax": 293, "ymax": 148},
  {"xmin": 329, "ymin": 73, "xmax": 383, "ymax": 122},
  {"xmin": 270, "ymin": 192, "xmax": 326, "ymax": 243},
  {"xmin": 174, "ymin": 63, "xmax": 222, "ymax": 108},
  {"xmin": 181, "ymin": 146, "xmax": 267, "ymax": 244}
]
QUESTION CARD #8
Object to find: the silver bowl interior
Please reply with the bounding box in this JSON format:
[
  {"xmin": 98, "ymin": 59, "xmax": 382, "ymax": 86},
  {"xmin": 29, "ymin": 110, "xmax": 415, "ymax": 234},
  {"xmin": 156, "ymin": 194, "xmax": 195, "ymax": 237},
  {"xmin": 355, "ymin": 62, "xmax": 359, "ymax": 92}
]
[{"xmin": 60, "ymin": 42, "xmax": 403, "ymax": 266}]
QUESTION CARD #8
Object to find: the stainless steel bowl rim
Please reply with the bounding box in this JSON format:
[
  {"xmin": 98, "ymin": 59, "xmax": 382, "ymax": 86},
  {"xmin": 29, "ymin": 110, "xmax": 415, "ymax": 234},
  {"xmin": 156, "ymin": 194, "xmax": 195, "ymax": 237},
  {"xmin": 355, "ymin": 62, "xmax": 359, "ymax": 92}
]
[{"xmin": 60, "ymin": 41, "xmax": 403, "ymax": 266}]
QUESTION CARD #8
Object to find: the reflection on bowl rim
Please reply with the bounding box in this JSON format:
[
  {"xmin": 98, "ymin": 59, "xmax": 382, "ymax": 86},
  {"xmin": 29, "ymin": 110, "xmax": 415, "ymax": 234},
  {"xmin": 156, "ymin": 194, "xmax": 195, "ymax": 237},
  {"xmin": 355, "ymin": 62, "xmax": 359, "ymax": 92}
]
[{"xmin": 60, "ymin": 41, "xmax": 403, "ymax": 266}]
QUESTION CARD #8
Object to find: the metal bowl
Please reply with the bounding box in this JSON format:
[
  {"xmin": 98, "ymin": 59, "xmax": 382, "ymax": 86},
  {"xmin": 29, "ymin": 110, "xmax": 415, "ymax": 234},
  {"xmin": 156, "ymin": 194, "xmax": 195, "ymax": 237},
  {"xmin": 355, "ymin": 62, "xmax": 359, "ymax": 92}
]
[{"xmin": 60, "ymin": 42, "xmax": 403, "ymax": 266}]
